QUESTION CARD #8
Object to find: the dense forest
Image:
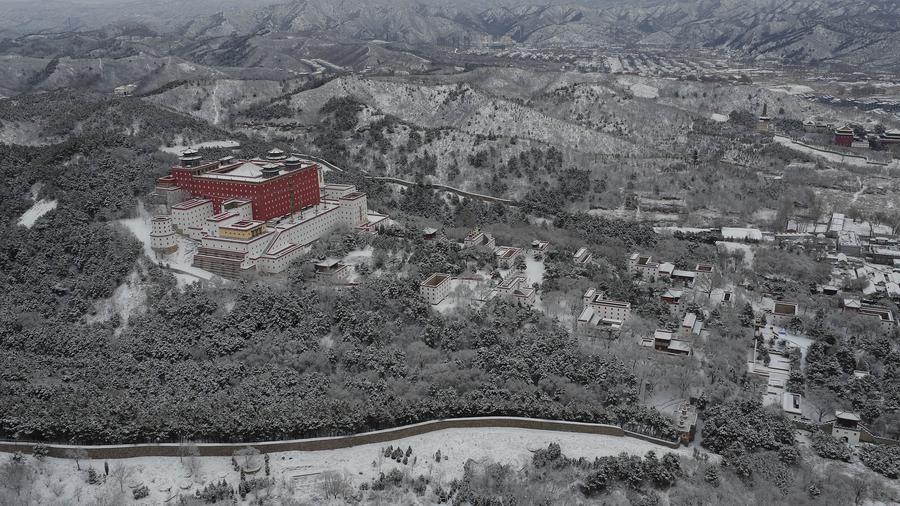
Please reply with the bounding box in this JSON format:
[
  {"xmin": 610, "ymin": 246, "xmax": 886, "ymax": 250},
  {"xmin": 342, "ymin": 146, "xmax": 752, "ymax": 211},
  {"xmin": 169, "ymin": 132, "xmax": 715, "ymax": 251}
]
[{"xmin": 0, "ymin": 90, "xmax": 677, "ymax": 445}]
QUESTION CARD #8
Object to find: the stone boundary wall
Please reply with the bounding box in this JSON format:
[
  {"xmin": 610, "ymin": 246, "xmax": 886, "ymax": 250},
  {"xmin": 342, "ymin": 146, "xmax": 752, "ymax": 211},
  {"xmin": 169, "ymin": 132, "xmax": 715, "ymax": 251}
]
[
  {"xmin": 781, "ymin": 136, "xmax": 892, "ymax": 166},
  {"xmin": 0, "ymin": 417, "xmax": 681, "ymax": 460},
  {"xmin": 367, "ymin": 176, "xmax": 517, "ymax": 205}
]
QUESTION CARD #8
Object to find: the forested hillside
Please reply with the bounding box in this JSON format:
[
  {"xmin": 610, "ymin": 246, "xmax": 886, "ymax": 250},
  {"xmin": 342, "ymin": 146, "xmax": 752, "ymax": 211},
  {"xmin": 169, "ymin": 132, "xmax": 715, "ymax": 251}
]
[{"xmin": 0, "ymin": 90, "xmax": 674, "ymax": 445}]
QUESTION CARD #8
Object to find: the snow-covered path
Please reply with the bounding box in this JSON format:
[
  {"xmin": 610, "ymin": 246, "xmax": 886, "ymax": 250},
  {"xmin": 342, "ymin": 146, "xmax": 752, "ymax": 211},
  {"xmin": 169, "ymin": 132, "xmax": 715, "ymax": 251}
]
[{"xmin": 851, "ymin": 176, "xmax": 866, "ymax": 203}]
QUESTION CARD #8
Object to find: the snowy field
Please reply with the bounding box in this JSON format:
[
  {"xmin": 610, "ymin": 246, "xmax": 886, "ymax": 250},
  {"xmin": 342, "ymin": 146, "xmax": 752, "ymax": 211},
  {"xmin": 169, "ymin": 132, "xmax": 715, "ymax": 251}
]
[
  {"xmin": 630, "ymin": 83, "xmax": 659, "ymax": 99},
  {"xmin": 721, "ymin": 227, "xmax": 764, "ymax": 241},
  {"xmin": 524, "ymin": 255, "xmax": 545, "ymax": 285},
  {"xmin": 767, "ymin": 84, "xmax": 814, "ymax": 95},
  {"xmin": 159, "ymin": 140, "xmax": 240, "ymax": 155},
  {"xmin": 1, "ymin": 427, "xmax": 698, "ymax": 505},
  {"xmin": 653, "ymin": 226, "xmax": 713, "ymax": 234},
  {"xmin": 17, "ymin": 199, "xmax": 57, "ymax": 228},
  {"xmin": 341, "ymin": 246, "xmax": 374, "ymax": 267}
]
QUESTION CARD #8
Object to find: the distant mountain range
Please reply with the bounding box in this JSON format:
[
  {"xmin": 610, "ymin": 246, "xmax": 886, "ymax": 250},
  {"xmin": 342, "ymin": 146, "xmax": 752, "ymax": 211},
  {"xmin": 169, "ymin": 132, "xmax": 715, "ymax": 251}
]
[{"xmin": 2, "ymin": 0, "xmax": 899, "ymax": 76}]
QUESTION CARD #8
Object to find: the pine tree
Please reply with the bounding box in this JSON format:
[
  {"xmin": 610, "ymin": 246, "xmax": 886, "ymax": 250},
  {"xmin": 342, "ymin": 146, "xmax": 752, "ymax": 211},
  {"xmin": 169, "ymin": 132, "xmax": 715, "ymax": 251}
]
[{"xmin": 704, "ymin": 465, "xmax": 720, "ymax": 487}]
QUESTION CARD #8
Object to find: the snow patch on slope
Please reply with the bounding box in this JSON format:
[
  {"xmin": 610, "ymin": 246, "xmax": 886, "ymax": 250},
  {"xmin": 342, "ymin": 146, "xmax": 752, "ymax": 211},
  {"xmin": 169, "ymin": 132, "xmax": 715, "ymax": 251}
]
[
  {"xmin": 17, "ymin": 199, "xmax": 57, "ymax": 228},
  {"xmin": 159, "ymin": 140, "xmax": 240, "ymax": 154},
  {"xmin": 630, "ymin": 83, "xmax": 659, "ymax": 99},
  {"xmin": 768, "ymin": 84, "xmax": 814, "ymax": 95},
  {"xmin": 86, "ymin": 270, "xmax": 148, "ymax": 333}
]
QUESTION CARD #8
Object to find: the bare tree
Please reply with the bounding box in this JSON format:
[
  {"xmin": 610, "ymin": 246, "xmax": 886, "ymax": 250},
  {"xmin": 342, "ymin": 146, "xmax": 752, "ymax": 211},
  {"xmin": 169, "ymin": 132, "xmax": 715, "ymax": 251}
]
[
  {"xmin": 234, "ymin": 447, "xmax": 261, "ymax": 471},
  {"xmin": 1, "ymin": 459, "xmax": 35, "ymax": 498},
  {"xmin": 318, "ymin": 471, "xmax": 352, "ymax": 500},
  {"xmin": 806, "ymin": 387, "xmax": 840, "ymax": 423},
  {"xmin": 64, "ymin": 449, "xmax": 89, "ymax": 471},
  {"xmin": 187, "ymin": 452, "xmax": 202, "ymax": 481},
  {"xmin": 109, "ymin": 465, "xmax": 134, "ymax": 493},
  {"xmin": 178, "ymin": 440, "xmax": 201, "ymax": 477}
]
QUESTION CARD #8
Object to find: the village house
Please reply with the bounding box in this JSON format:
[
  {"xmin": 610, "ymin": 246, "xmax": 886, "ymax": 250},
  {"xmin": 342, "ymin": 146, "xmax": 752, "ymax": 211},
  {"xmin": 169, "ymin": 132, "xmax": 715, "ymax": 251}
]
[
  {"xmin": 640, "ymin": 329, "xmax": 692, "ymax": 356},
  {"xmin": 837, "ymin": 231, "xmax": 864, "ymax": 257},
  {"xmin": 670, "ymin": 269, "xmax": 697, "ymax": 287},
  {"xmin": 782, "ymin": 392, "xmax": 803, "ymax": 422},
  {"xmin": 870, "ymin": 246, "xmax": 900, "ymax": 265},
  {"xmin": 464, "ymin": 228, "xmax": 495, "ymax": 250},
  {"xmin": 707, "ymin": 288, "xmax": 734, "ymax": 307},
  {"xmin": 768, "ymin": 301, "xmax": 799, "ymax": 326},
  {"xmin": 627, "ymin": 253, "xmax": 659, "ymax": 280},
  {"xmin": 420, "ymin": 273, "xmax": 452, "ymax": 305},
  {"xmin": 494, "ymin": 246, "xmax": 524, "ymax": 265},
  {"xmin": 832, "ymin": 411, "xmax": 862, "ymax": 445},
  {"xmin": 530, "ymin": 240, "xmax": 550, "ymax": 254},
  {"xmin": 422, "ymin": 227, "xmax": 439, "ymax": 241},
  {"xmin": 660, "ymin": 288, "xmax": 692, "ymax": 314},
  {"xmin": 657, "ymin": 262, "xmax": 675, "ymax": 279},
  {"xmin": 573, "ymin": 247, "xmax": 593, "ymax": 264},
  {"xmin": 680, "ymin": 313, "xmax": 703, "ymax": 337},
  {"xmin": 495, "ymin": 274, "xmax": 536, "ymax": 307},
  {"xmin": 577, "ymin": 288, "xmax": 631, "ymax": 336},
  {"xmin": 314, "ymin": 259, "xmax": 350, "ymax": 283},
  {"xmin": 842, "ymin": 298, "xmax": 896, "ymax": 332}
]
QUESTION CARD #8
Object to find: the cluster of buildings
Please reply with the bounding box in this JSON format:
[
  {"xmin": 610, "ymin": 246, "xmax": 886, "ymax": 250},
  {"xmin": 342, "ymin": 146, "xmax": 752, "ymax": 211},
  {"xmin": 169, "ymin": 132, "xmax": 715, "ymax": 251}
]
[
  {"xmin": 842, "ymin": 298, "xmax": 896, "ymax": 332},
  {"xmin": 785, "ymin": 212, "xmax": 900, "ymax": 314},
  {"xmin": 831, "ymin": 124, "xmax": 900, "ymax": 150},
  {"xmin": 626, "ymin": 253, "xmax": 715, "ymax": 289},
  {"xmin": 420, "ymin": 229, "xmax": 549, "ymax": 307},
  {"xmin": 749, "ymin": 299, "xmax": 880, "ymax": 445},
  {"xmin": 798, "ymin": 118, "xmax": 900, "ymax": 152},
  {"xmin": 149, "ymin": 148, "xmax": 388, "ymax": 278},
  {"xmin": 786, "ymin": 212, "xmax": 900, "ymax": 264}
]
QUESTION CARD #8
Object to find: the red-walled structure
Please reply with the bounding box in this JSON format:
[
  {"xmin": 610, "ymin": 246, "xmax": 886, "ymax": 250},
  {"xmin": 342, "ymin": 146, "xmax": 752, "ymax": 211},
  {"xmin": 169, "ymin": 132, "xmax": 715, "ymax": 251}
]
[
  {"xmin": 157, "ymin": 150, "xmax": 321, "ymax": 221},
  {"xmin": 834, "ymin": 126, "xmax": 854, "ymax": 148}
]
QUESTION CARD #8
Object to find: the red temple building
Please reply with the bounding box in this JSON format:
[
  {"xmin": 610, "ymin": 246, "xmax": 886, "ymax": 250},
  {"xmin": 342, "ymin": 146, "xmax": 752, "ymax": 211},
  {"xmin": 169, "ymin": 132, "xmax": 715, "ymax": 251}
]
[
  {"xmin": 156, "ymin": 148, "xmax": 322, "ymax": 221},
  {"xmin": 834, "ymin": 125, "xmax": 854, "ymax": 147}
]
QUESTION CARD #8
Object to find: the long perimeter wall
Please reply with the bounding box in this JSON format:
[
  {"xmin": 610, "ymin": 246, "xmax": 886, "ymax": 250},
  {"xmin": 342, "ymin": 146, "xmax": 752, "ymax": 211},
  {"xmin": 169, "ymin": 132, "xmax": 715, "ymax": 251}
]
[{"xmin": 0, "ymin": 417, "xmax": 679, "ymax": 460}]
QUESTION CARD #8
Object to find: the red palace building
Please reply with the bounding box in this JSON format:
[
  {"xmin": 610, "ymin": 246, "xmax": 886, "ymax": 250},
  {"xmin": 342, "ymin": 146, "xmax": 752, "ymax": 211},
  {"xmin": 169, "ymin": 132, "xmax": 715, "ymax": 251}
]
[{"xmin": 156, "ymin": 148, "xmax": 322, "ymax": 221}]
